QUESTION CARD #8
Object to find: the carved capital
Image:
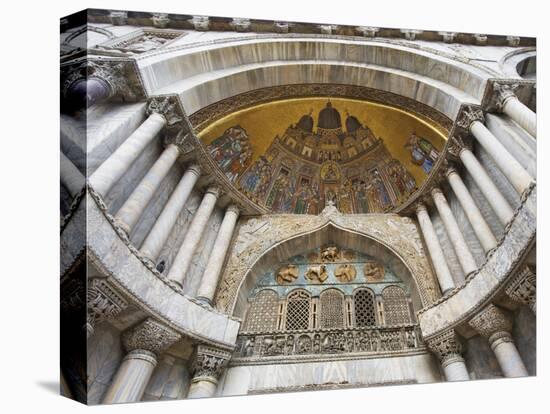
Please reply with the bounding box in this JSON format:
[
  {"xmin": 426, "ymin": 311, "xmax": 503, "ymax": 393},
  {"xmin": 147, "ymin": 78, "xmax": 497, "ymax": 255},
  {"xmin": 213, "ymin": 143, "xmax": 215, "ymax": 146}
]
[
  {"xmin": 426, "ymin": 329, "xmax": 464, "ymax": 365},
  {"xmin": 488, "ymin": 82, "xmax": 520, "ymax": 112},
  {"xmin": 431, "ymin": 187, "xmax": 444, "ymax": 199},
  {"xmin": 122, "ymin": 318, "xmax": 181, "ymax": 357},
  {"xmin": 447, "ymin": 135, "xmax": 471, "ymax": 159},
  {"xmin": 445, "ymin": 166, "xmax": 459, "ymax": 179},
  {"xmin": 456, "ymin": 105, "xmax": 485, "ymax": 131},
  {"xmin": 205, "ymin": 185, "xmax": 222, "ymax": 198},
  {"xmin": 151, "ymin": 13, "xmax": 170, "ymax": 28},
  {"xmin": 87, "ymin": 278, "xmax": 128, "ymax": 333},
  {"xmin": 186, "ymin": 163, "xmax": 202, "ymax": 177},
  {"xmin": 468, "ymin": 304, "xmax": 513, "ymax": 343},
  {"xmin": 147, "ymin": 96, "xmax": 184, "ymax": 126},
  {"xmin": 192, "ymin": 345, "xmax": 231, "ymax": 382},
  {"xmin": 415, "ymin": 202, "xmax": 428, "ymax": 215},
  {"xmin": 505, "ymin": 265, "xmax": 536, "ymax": 312},
  {"xmin": 226, "ymin": 203, "xmax": 241, "ymax": 216},
  {"xmin": 167, "ymin": 130, "xmax": 196, "ymax": 155}
]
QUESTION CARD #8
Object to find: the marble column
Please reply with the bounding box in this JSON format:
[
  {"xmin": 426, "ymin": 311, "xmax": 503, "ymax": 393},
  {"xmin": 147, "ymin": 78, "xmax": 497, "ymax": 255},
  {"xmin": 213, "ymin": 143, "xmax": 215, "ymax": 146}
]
[
  {"xmin": 115, "ymin": 144, "xmax": 180, "ymax": 235},
  {"xmin": 431, "ymin": 188, "xmax": 478, "ymax": 278},
  {"xmin": 89, "ymin": 112, "xmax": 167, "ymax": 197},
  {"xmin": 86, "ymin": 278, "xmax": 128, "ymax": 338},
  {"xmin": 415, "ymin": 203, "xmax": 455, "ymax": 294},
  {"xmin": 459, "ymin": 147, "xmax": 515, "ymax": 226},
  {"xmin": 493, "ymin": 84, "xmax": 537, "ymax": 138},
  {"xmin": 167, "ymin": 186, "xmax": 221, "ymax": 287},
  {"xmin": 446, "ymin": 168, "xmax": 497, "ymax": 254},
  {"xmin": 187, "ymin": 345, "xmax": 231, "ymax": 399},
  {"xmin": 196, "ymin": 204, "xmax": 240, "ymax": 305},
  {"xmin": 60, "ymin": 151, "xmax": 85, "ymax": 198},
  {"xmin": 140, "ymin": 164, "xmax": 201, "ymax": 263},
  {"xmin": 102, "ymin": 319, "xmax": 181, "ymax": 404},
  {"xmin": 469, "ymin": 304, "xmax": 528, "ymax": 378},
  {"xmin": 462, "ymin": 108, "xmax": 534, "ymax": 195},
  {"xmin": 505, "ymin": 265, "xmax": 536, "ymax": 314},
  {"xmin": 426, "ymin": 329, "xmax": 470, "ymax": 382}
]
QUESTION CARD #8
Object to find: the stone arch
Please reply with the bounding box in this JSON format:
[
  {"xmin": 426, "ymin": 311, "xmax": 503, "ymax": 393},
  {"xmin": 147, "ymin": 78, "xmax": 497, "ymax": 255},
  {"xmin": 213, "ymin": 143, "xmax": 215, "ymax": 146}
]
[{"xmin": 216, "ymin": 211, "xmax": 440, "ymax": 318}]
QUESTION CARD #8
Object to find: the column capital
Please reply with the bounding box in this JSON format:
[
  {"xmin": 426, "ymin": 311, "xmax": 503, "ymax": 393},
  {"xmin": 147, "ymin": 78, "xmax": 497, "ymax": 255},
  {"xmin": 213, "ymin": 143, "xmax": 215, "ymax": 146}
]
[
  {"xmin": 456, "ymin": 105, "xmax": 485, "ymax": 131},
  {"xmin": 122, "ymin": 318, "xmax": 181, "ymax": 357},
  {"xmin": 431, "ymin": 187, "xmax": 444, "ymax": 198},
  {"xmin": 187, "ymin": 163, "xmax": 202, "ymax": 177},
  {"xmin": 426, "ymin": 329, "xmax": 464, "ymax": 366},
  {"xmin": 146, "ymin": 96, "xmax": 184, "ymax": 126},
  {"xmin": 468, "ymin": 304, "xmax": 513, "ymax": 343},
  {"xmin": 445, "ymin": 166, "xmax": 459, "ymax": 178},
  {"xmin": 205, "ymin": 185, "xmax": 222, "ymax": 198},
  {"xmin": 415, "ymin": 202, "xmax": 428, "ymax": 215},
  {"xmin": 87, "ymin": 278, "xmax": 128, "ymax": 335},
  {"xmin": 226, "ymin": 203, "xmax": 241, "ymax": 216},
  {"xmin": 447, "ymin": 135, "xmax": 471, "ymax": 158},
  {"xmin": 505, "ymin": 265, "xmax": 536, "ymax": 312},
  {"xmin": 191, "ymin": 344, "xmax": 232, "ymax": 383}
]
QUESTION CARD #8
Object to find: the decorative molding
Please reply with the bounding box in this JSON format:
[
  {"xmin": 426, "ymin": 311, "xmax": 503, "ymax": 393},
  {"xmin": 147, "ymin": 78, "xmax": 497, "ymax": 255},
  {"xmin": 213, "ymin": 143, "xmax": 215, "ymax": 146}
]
[
  {"xmin": 95, "ymin": 28, "xmax": 185, "ymax": 56},
  {"xmin": 109, "ymin": 10, "xmax": 128, "ymax": 26},
  {"xmin": 189, "ymin": 16, "xmax": 210, "ymax": 31},
  {"xmin": 319, "ymin": 25, "xmax": 338, "ymax": 35},
  {"xmin": 231, "ymin": 18, "xmax": 251, "ymax": 32},
  {"xmin": 505, "ymin": 265, "xmax": 536, "ymax": 312},
  {"xmin": 400, "ymin": 29, "xmax": 423, "ymax": 41},
  {"xmin": 481, "ymin": 78, "xmax": 536, "ymax": 113},
  {"xmin": 474, "ymin": 34, "xmax": 487, "ymax": 46},
  {"xmin": 438, "ymin": 32, "xmax": 457, "ymax": 43},
  {"xmin": 122, "ymin": 318, "xmax": 182, "ymax": 356},
  {"xmin": 192, "ymin": 345, "xmax": 232, "ymax": 382},
  {"xmin": 151, "ymin": 13, "xmax": 170, "ymax": 28}
]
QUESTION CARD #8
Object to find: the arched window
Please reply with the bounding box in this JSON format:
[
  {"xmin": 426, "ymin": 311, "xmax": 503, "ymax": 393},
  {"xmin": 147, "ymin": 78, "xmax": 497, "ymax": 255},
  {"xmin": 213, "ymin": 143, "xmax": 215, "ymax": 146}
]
[
  {"xmin": 285, "ymin": 290, "xmax": 311, "ymax": 331},
  {"xmin": 319, "ymin": 289, "xmax": 345, "ymax": 328},
  {"xmin": 353, "ymin": 288, "xmax": 377, "ymax": 327},
  {"xmin": 382, "ymin": 285, "xmax": 411, "ymax": 326},
  {"xmin": 244, "ymin": 290, "xmax": 279, "ymax": 332}
]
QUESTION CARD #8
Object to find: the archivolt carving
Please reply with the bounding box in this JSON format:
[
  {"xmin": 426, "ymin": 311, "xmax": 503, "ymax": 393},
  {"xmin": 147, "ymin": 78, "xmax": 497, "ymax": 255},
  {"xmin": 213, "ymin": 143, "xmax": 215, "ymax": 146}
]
[{"xmin": 214, "ymin": 206, "xmax": 440, "ymax": 314}]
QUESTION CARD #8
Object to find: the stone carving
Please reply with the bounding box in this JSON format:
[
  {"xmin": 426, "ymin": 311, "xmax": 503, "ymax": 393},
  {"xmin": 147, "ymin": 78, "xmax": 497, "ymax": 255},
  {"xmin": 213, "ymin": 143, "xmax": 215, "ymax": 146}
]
[
  {"xmin": 456, "ymin": 105, "xmax": 485, "ymax": 131},
  {"xmin": 305, "ymin": 265, "xmax": 328, "ymax": 283},
  {"xmin": 146, "ymin": 96, "xmax": 184, "ymax": 126},
  {"xmin": 192, "ymin": 345, "xmax": 231, "ymax": 380},
  {"xmin": 190, "ymin": 15, "xmax": 210, "ymax": 31},
  {"xmin": 400, "ymin": 29, "xmax": 423, "ymax": 41},
  {"xmin": 474, "ymin": 34, "xmax": 488, "ymax": 45},
  {"xmin": 505, "ymin": 265, "xmax": 536, "ymax": 313},
  {"xmin": 274, "ymin": 22, "xmax": 290, "ymax": 33},
  {"xmin": 122, "ymin": 318, "xmax": 182, "ymax": 356},
  {"xmin": 321, "ymin": 245, "xmax": 339, "ymax": 262},
  {"xmin": 426, "ymin": 329, "xmax": 464, "ymax": 365},
  {"xmin": 438, "ymin": 31, "xmax": 457, "ymax": 43},
  {"xmin": 86, "ymin": 278, "xmax": 128, "ymax": 334},
  {"xmin": 231, "ymin": 18, "xmax": 251, "ymax": 32},
  {"xmin": 98, "ymin": 29, "xmax": 183, "ymax": 54},
  {"xmin": 356, "ymin": 26, "xmax": 379, "ymax": 38},
  {"xmin": 334, "ymin": 264, "xmax": 357, "ymax": 282},
  {"xmin": 109, "ymin": 11, "xmax": 128, "ymax": 25},
  {"xmin": 364, "ymin": 261, "xmax": 385, "ymax": 281},
  {"xmin": 507, "ymin": 36, "xmax": 521, "ymax": 47},
  {"xmin": 151, "ymin": 13, "xmax": 170, "ymax": 28},
  {"xmin": 236, "ymin": 325, "xmax": 422, "ymax": 359},
  {"xmin": 276, "ymin": 264, "xmax": 299, "ymax": 284},
  {"xmin": 319, "ymin": 25, "xmax": 338, "ymax": 35},
  {"xmin": 468, "ymin": 304, "xmax": 513, "ymax": 342},
  {"xmin": 215, "ymin": 212, "xmax": 440, "ymax": 313}
]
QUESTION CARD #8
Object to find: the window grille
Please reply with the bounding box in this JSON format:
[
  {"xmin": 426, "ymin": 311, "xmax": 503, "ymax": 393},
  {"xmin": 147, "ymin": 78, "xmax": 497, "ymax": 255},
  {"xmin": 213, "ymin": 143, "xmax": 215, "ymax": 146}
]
[
  {"xmin": 319, "ymin": 289, "xmax": 345, "ymax": 328},
  {"xmin": 382, "ymin": 286, "xmax": 411, "ymax": 326},
  {"xmin": 354, "ymin": 288, "xmax": 377, "ymax": 327},
  {"xmin": 244, "ymin": 290, "xmax": 279, "ymax": 332},
  {"xmin": 285, "ymin": 290, "xmax": 311, "ymax": 331}
]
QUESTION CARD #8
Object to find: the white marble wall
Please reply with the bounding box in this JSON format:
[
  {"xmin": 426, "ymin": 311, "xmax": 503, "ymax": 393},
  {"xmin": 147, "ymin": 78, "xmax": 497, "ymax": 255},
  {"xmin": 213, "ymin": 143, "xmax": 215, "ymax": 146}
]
[
  {"xmin": 218, "ymin": 353, "xmax": 441, "ymax": 396},
  {"xmin": 142, "ymin": 354, "xmax": 191, "ymax": 401}
]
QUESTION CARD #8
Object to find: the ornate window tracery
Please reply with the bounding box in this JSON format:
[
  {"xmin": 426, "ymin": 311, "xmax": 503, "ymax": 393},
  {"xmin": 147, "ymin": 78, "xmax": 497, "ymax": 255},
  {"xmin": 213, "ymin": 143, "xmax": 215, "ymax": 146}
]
[
  {"xmin": 244, "ymin": 289, "xmax": 279, "ymax": 332},
  {"xmin": 353, "ymin": 288, "xmax": 377, "ymax": 327},
  {"xmin": 285, "ymin": 290, "xmax": 311, "ymax": 331},
  {"xmin": 319, "ymin": 289, "xmax": 345, "ymax": 328},
  {"xmin": 382, "ymin": 285, "xmax": 412, "ymax": 326}
]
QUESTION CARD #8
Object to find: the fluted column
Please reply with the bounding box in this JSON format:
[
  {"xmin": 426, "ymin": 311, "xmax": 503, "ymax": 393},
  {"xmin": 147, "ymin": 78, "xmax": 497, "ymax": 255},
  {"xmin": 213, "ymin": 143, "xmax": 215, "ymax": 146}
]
[
  {"xmin": 431, "ymin": 188, "xmax": 478, "ymax": 278},
  {"xmin": 140, "ymin": 164, "xmax": 201, "ymax": 263},
  {"xmin": 426, "ymin": 329, "xmax": 470, "ymax": 381},
  {"xmin": 492, "ymin": 83, "xmax": 536, "ymax": 138},
  {"xmin": 86, "ymin": 278, "xmax": 128, "ymax": 338},
  {"xmin": 446, "ymin": 168, "xmax": 497, "ymax": 254},
  {"xmin": 469, "ymin": 304, "xmax": 528, "ymax": 378},
  {"xmin": 459, "ymin": 107, "xmax": 534, "ymax": 195},
  {"xmin": 196, "ymin": 204, "xmax": 240, "ymax": 304},
  {"xmin": 505, "ymin": 265, "xmax": 536, "ymax": 314},
  {"xmin": 459, "ymin": 147, "xmax": 515, "ymax": 226},
  {"xmin": 167, "ymin": 186, "xmax": 221, "ymax": 286},
  {"xmin": 60, "ymin": 151, "xmax": 84, "ymax": 198},
  {"xmin": 115, "ymin": 144, "xmax": 180, "ymax": 235},
  {"xmin": 89, "ymin": 112, "xmax": 167, "ymax": 197},
  {"xmin": 187, "ymin": 345, "xmax": 231, "ymax": 399},
  {"xmin": 102, "ymin": 319, "xmax": 181, "ymax": 404},
  {"xmin": 415, "ymin": 203, "xmax": 455, "ymax": 294}
]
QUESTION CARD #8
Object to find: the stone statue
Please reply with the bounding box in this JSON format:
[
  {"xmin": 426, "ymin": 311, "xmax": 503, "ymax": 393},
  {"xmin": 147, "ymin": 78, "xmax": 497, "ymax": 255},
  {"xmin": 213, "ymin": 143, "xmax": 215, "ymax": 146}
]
[
  {"xmin": 335, "ymin": 264, "xmax": 357, "ymax": 282},
  {"xmin": 321, "ymin": 246, "xmax": 339, "ymax": 262},
  {"xmin": 276, "ymin": 264, "xmax": 299, "ymax": 284},
  {"xmin": 305, "ymin": 265, "xmax": 328, "ymax": 283},
  {"xmin": 364, "ymin": 261, "xmax": 384, "ymax": 281}
]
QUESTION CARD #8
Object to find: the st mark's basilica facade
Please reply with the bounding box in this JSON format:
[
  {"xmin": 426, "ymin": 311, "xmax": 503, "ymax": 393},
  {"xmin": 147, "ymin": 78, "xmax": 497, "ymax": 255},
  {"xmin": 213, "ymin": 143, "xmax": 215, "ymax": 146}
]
[{"xmin": 60, "ymin": 9, "xmax": 537, "ymax": 404}]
